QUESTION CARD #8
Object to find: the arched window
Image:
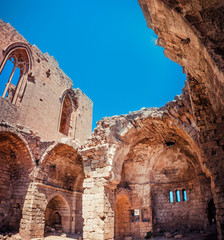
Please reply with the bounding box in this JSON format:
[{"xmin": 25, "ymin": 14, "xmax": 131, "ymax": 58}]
[
  {"xmin": 176, "ymin": 190, "xmax": 181, "ymax": 202},
  {"xmin": 59, "ymin": 94, "xmax": 73, "ymax": 136},
  {"xmin": 0, "ymin": 44, "xmax": 31, "ymax": 105},
  {"xmin": 169, "ymin": 191, "xmax": 174, "ymax": 203},
  {"xmin": 182, "ymin": 189, "xmax": 187, "ymax": 201}
]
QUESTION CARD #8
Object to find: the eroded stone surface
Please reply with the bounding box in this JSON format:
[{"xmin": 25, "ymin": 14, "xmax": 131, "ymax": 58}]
[{"xmin": 0, "ymin": 0, "xmax": 224, "ymax": 239}]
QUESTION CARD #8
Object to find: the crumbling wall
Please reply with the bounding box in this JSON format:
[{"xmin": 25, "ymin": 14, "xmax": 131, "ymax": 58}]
[
  {"xmin": 137, "ymin": 1, "xmax": 224, "ymax": 238},
  {"xmin": 0, "ymin": 0, "xmax": 224, "ymax": 239},
  {"xmin": 0, "ymin": 121, "xmax": 86, "ymax": 239},
  {"xmin": 72, "ymin": 89, "xmax": 93, "ymax": 143},
  {"xmin": 0, "ymin": 20, "xmax": 92, "ymax": 142},
  {"xmin": 0, "ymin": 124, "xmax": 35, "ymax": 233},
  {"xmin": 151, "ymin": 175, "xmax": 211, "ymax": 233},
  {"xmin": 81, "ymin": 107, "xmax": 210, "ymax": 239}
]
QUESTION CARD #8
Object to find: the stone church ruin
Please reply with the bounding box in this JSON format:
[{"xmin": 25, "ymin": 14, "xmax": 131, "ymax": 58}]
[{"xmin": 0, "ymin": 0, "xmax": 224, "ymax": 239}]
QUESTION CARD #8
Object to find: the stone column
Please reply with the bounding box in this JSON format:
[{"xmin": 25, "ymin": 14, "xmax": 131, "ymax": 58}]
[
  {"xmin": 19, "ymin": 182, "xmax": 46, "ymax": 240},
  {"xmin": 212, "ymin": 173, "xmax": 224, "ymax": 240},
  {"xmin": 82, "ymin": 177, "xmax": 114, "ymax": 240},
  {"xmin": 81, "ymin": 144, "xmax": 115, "ymax": 240}
]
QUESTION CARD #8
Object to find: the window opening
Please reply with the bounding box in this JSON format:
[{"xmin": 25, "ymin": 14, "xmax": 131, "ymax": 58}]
[
  {"xmin": 0, "ymin": 58, "xmax": 20, "ymax": 99},
  {"xmin": 0, "ymin": 59, "xmax": 14, "ymax": 96},
  {"xmin": 182, "ymin": 189, "xmax": 187, "ymax": 201},
  {"xmin": 176, "ymin": 190, "xmax": 181, "ymax": 202},
  {"xmin": 0, "ymin": 49, "xmax": 28, "ymax": 104},
  {"xmin": 169, "ymin": 191, "xmax": 174, "ymax": 203},
  {"xmin": 59, "ymin": 94, "xmax": 72, "ymax": 136}
]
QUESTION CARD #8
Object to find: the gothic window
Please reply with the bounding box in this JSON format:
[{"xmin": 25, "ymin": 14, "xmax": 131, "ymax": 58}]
[
  {"xmin": 59, "ymin": 94, "xmax": 72, "ymax": 136},
  {"xmin": 0, "ymin": 44, "xmax": 31, "ymax": 104}
]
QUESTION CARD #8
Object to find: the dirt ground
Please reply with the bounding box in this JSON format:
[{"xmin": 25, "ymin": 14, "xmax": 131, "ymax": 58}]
[
  {"xmin": 0, "ymin": 230, "xmax": 217, "ymax": 240},
  {"xmin": 43, "ymin": 231, "xmax": 217, "ymax": 240},
  {"xmin": 44, "ymin": 236, "xmax": 80, "ymax": 240}
]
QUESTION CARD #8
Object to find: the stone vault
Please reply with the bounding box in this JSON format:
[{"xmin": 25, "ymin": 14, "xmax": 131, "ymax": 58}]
[{"xmin": 0, "ymin": 0, "xmax": 224, "ymax": 239}]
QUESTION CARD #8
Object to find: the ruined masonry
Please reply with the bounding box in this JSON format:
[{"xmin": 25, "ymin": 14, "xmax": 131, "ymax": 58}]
[{"xmin": 0, "ymin": 0, "xmax": 224, "ymax": 240}]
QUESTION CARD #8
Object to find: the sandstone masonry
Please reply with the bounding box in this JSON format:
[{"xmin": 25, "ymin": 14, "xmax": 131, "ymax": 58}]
[{"xmin": 0, "ymin": 1, "xmax": 224, "ymax": 240}]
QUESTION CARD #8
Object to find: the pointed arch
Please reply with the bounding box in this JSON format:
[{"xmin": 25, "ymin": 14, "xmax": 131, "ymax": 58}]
[
  {"xmin": 45, "ymin": 194, "xmax": 71, "ymax": 234},
  {"xmin": 0, "ymin": 129, "xmax": 34, "ymax": 233},
  {"xmin": 59, "ymin": 94, "xmax": 73, "ymax": 136},
  {"xmin": 0, "ymin": 42, "xmax": 33, "ymax": 104}
]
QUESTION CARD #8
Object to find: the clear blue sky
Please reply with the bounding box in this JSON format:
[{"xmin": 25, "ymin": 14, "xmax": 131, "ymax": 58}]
[{"xmin": 0, "ymin": 0, "xmax": 186, "ymax": 129}]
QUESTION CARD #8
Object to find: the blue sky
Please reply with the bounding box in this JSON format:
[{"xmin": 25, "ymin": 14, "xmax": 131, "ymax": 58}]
[{"xmin": 0, "ymin": 0, "xmax": 186, "ymax": 129}]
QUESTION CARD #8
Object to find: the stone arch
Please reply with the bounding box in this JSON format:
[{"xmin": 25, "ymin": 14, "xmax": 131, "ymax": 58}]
[
  {"xmin": 0, "ymin": 125, "xmax": 36, "ymax": 164},
  {"xmin": 58, "ymin": 89, "xmax": 78, "ymax": 137},
  {"xmin": 0, "ymin": 42, "xmax": 33, "ymax": 104},
  {"xmin": 137, "ymin": 2, "xmax": 224, "ymax": 238},
  {"xmin": 60, "ymin": 88, "xmax": 78, "ymax": 108},
  {"xmin": 38, "ymin": 142, "xmax": 84, "ymax": 191},
  {"xmin": 38, "ymin": 139, "xmax": 81, "ymax": 165},
  {"xmin": 101, "ymin": 116, "xmax": 215, "ymax": 237},
  {"xmin": 109, "ymin": 118, "xmax": 209, "ymax": 187},
  {"xmin": 148, "ymin": 143, "xmax": 213, "ymax": 233},
  {"xmin": 45, "ymin": 193, "xmax": 71, "ymax": 235},
  {"xmin": 47, "ymin": 192, "xmax": 72, "ymax": 210},
  {"xmin": 0, "ymin": 129, "xmax": 34, "ymax": 233},
  {"xmin": 1, "ymin": 42, "xmax": 33, "ymax": 73},
  {"xmin": 37, "ymin": 142, "xmax": 84, "ymax": 235}
]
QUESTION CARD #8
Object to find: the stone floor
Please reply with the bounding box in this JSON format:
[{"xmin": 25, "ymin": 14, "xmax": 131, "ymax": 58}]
[
  {"xmin": 44, "ymin": 236, "xmax": 80, "ymax": 240},
  {"xmin": 151, "ymin": 233, "xmax": 217, "ymax": 240},
  {"xmin": 0, "ymin": 233, "xmax": 82, "ymax": 240},
  {"xmin": 0, "ymin": 230, "xmax": 217, "ymax": 240}
]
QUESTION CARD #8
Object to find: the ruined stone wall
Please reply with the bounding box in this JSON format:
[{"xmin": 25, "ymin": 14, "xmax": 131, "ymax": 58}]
[
  {"xmin": 0, "ymin": 124, "xmax": 35, "ymax": 233},
  {"xmin": 115, "ymin": 185, "xmax": 152, "ymax": 239},
  {"xmin": 0, "ymin": 121, "xmax": 85, "ymax": 239},
  {"xmin": 0, "ymin": 0, "xmax": 224, "ymax": 239},
  {"xmin": 80, "ymin": 105, "xmax": 218, "ymax": 239},
  {"xmin": 0, "ymin": 20, "xmax": 92, "ymax": 142},
  {"xmin": 137, "ymin": 1, "xmax": 224, "ymax": 238},
  {"xmin": 81, "ymin": 143, "xmax": 116, "ymax": 240},
  {"xmin": 151, "ymin": 175, "xmax": 211, "ymax": 233},
  {"xmin": 18, "ymin": 182, "xmax": 80, "ymax": 239},
  {"xmin": 0, "ymin": 151, "xmax": 13, "ymax": 231},
  {"xmin": 75, "ymin": 192, "xmax": 83, "ymax": 234},
  {"xmin": 73, "ymin": 89, "xmax": 93, "ymax": 143}
]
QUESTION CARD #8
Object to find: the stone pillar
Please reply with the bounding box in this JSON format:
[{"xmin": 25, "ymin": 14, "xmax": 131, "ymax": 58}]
[
  {"xmin": 19, "ymin": 182, "xmax": 46, "ymax": 240},
  {"xmin": 81, "ymin": 144, "xmax": 115, "ymax": 240},
  {"xmin": 71, "ymin": 192, "xmax": 76, "ymax": 235},
  {"xmin": 212, "ymin": 173, "xmax": 224, "ymax": 240},
  {"xmin": 82, "ymin": 177, "xmax": 114, "ymax": 240}
]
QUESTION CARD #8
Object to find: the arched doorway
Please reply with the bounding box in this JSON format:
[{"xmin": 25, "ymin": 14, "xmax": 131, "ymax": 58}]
[
  {"xmin": 45, "ymin": 195, "xmax": 70, "ymax": 236},
  {"xmin": 0, "ymin": 131, "xmax": 33, "ymax": 233},
  {"xmin": 207, "ymin": 199, "xmax": 216, "ymax": 225},
  {"xmin": 39, "ymin": 143, "xmax": 85, "ymax": 236},
  {"xmin": 115, "ymin": 194, "xmax": 131, "ymax": 240}
]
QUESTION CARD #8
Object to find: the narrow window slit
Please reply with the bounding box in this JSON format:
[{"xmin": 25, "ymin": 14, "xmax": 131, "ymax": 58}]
[
  {"xmin": 176, "ymin": 190, "xmax": 181, "ymax": 202},
  {"xmin": 169, "ymin": 191, "xmax": 174, "ymax": 203},
  {"xmin": 182, "ymin": 189, "xmax": 187, "ymax": 201}
]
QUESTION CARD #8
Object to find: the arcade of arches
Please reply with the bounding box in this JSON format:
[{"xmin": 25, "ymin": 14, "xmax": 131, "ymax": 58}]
[{"xmin": 0, "ymin": 0, "xmax": 224, "ymax": 240}]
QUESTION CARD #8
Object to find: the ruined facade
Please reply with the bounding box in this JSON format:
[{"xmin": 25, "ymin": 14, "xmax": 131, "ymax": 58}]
[{"xmin": 0, "ymin": 0, "xmax": 224, "ymax": 239}]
